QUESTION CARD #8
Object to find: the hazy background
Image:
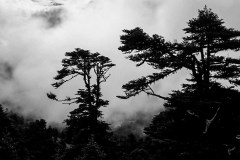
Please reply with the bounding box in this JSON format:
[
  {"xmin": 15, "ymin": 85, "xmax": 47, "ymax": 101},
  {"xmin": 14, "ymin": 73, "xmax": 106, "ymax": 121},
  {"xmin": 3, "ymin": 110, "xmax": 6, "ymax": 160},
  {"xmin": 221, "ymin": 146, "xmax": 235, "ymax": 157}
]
[{"xmin": 0, "ymin": 0, "xmax": 240, "ymax": 128}]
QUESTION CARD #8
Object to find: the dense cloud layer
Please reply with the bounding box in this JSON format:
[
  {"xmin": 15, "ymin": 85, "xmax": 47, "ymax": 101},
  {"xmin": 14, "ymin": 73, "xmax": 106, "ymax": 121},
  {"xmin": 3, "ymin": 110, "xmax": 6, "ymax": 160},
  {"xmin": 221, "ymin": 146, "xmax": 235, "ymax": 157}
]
[{"xmin": 0, "ymin": 0, "xmax": 239, "ymax": 127}]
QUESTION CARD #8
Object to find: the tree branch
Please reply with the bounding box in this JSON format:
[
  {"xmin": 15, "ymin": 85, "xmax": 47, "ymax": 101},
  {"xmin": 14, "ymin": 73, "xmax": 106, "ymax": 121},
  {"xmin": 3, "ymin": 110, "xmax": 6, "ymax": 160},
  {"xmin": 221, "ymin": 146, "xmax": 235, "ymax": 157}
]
[
  {"xmin": 52, "ymin": 74, "xmax": 78, "ymax": 88},
  {"xmin": 143, "ymin": 85, "xmax": 170, "ymax": 100},
  {"xmin": 203, "ymin": 107, "xmax": 220, "ymax": 134}
]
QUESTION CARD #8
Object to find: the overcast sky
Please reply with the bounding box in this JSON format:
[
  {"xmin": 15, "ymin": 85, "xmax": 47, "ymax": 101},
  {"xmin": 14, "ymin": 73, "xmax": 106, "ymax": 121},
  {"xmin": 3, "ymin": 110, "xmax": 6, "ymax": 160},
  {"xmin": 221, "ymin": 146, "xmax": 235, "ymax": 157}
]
[{"xmin": 0, "ymin": 0, "xmax": 240, "ymax": 126}]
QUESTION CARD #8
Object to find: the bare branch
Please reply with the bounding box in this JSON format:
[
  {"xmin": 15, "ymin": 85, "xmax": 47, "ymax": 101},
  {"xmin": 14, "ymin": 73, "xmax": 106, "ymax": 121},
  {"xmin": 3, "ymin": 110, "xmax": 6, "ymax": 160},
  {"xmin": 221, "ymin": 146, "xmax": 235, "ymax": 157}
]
[
  {"xmin": 143, "ymin": 85, "xmax": 170, "ymax": 100},
  {"xmin": 203, "ymin": 107, "xmax": 220, "ymax": 134},
  {"xmin": 143, "ymin": 90, "xmax": 170, "ymax": 100}
]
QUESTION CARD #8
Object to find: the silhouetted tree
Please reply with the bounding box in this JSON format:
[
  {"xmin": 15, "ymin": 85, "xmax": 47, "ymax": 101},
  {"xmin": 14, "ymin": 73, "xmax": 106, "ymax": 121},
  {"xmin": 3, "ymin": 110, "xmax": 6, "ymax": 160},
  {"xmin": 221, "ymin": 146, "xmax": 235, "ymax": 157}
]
[
  {"xmin": 118, "ymin": 6, "xmax": 240, "ymax": 100},
  {"xmin": 118, "ymin": 6, "xmax": 240, "ymax": 136},
  {"xmin": 48, "ymin": 48, "xmax": 115, "ymax": 150},
  {"xmin": 118, "ymin": 6, "xmax": 240, "ymax": 160}
]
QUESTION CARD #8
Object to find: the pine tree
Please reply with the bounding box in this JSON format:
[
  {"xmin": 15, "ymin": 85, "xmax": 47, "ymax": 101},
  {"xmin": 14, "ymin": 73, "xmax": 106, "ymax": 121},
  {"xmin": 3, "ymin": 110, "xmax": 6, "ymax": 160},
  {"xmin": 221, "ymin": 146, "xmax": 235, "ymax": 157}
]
[
  {"xmin": 118, "ymin": 6, "xmax": 240, "ymax": 159},
  {"xmin": 48, "ymin": 48, "xmax": 115, "ymax": 145},
  {"xmin": 118, "ymin": 5, "xmax": 240, "ymax": 139},
  {"xmin": 118, "ymin": 6, "xmax": 240, "ymax": 100}
]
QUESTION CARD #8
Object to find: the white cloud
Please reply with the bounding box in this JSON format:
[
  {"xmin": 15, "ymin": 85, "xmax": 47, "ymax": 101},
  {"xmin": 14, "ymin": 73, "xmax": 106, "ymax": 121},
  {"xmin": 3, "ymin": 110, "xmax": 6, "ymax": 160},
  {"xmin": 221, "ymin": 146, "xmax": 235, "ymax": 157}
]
[{"xmin": 0, "ymin": 0, "xmax": 239, "ymax": 125}]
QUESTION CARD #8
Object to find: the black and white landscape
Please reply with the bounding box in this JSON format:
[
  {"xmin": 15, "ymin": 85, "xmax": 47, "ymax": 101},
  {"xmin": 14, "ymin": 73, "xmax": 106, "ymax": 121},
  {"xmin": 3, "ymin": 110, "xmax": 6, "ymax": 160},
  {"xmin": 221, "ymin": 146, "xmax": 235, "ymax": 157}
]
[{"xmin": 0, "ymin": 0, "xmax": 240, "ymax": 159}]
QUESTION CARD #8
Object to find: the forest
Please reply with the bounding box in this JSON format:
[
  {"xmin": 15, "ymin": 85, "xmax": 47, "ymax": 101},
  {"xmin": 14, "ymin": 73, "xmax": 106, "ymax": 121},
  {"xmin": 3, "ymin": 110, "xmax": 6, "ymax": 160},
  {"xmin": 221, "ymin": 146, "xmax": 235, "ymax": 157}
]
[{"xmin": 1, "ymin": 6, "xmax": 240, "ymax": 160}]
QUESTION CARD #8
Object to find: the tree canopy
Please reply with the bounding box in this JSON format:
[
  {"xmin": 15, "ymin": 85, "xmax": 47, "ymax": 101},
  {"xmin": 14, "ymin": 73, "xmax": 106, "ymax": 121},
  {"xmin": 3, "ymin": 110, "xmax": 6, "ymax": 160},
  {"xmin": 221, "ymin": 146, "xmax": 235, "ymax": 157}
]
[
  {"xmin": 118, "ymin": 6, "xmax": 240, "ymax": 158},
  {"xmin": 118, "ymin": 6, "xmax": 240, "ymax": 100},
  {"xmin": 48, "ymin": 48, "xmax": 115, "ymax": 146}
]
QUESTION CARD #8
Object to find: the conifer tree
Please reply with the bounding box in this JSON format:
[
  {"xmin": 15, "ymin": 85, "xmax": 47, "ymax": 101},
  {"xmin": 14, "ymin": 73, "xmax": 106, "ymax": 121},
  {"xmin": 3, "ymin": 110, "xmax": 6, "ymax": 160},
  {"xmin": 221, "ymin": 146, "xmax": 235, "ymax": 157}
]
[
  {"xmin": 118, "ymin": 6, "xmax": 240, "ymax": 100},
  {"xmin": 48, "ymin": 48, "xmax": 115, "ymax": 145},
  {"xmin": 118, "ymin": 6, "xmax": 240, "ymax": 157}
]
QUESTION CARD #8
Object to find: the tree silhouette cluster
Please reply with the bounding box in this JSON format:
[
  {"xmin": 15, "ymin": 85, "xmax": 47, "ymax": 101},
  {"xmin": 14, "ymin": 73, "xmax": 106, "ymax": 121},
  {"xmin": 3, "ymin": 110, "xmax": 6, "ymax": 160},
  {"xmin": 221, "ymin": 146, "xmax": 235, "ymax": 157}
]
[
  {"xmin": 0, "ymin": 105, "xmax": 60, "ymax": 160},
  {"xmin": 1, "ymin": 6, "xmax": 240, "ymax": 160}
]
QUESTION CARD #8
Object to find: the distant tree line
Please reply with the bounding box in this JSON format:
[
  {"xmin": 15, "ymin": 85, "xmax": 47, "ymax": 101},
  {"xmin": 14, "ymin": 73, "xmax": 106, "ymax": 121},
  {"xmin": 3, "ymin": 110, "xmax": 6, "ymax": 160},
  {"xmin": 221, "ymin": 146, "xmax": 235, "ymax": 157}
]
[
  {"xmin": 0, "ymin": 105, "xmax": 60, "ymax": 160},
  {"xmin": 1, "ymin": 6, "xmax": 240, "ymax": 160}
]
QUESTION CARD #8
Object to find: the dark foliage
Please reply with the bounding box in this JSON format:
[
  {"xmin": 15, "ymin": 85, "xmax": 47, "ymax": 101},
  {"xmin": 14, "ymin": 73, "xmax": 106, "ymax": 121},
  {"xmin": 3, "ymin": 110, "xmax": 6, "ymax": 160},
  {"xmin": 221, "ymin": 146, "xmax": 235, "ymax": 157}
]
[
  {"xmin": 118, "ymin": 6, "xmax": 240, "ymax": 160},
  {"xmin": 48, "ymin": 48, "xmax": 115, "ymax": 159},
  {"xmin": 0, "ymin": 105, "xmax": 62, "ymax": 160},
  {"xmin": 118, "ymin": 6, "xmax": 240, "ymax": 100},
  {"xmin": 2, "ymin": 6, "xmax": 240, "ymax": 160}
]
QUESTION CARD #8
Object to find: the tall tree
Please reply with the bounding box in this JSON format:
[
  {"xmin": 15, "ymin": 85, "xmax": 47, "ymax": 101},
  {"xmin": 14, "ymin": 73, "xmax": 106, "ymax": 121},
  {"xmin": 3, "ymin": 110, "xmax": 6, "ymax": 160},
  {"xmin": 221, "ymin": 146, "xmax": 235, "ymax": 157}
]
[
  {"xmin": 48, "ymin": 48, "xmax": 115, "ymax": 145},
  {"xmin": 118, "ymin": 6, "xmax": 240, "ymax": 100},
  {"xmin": 118, "ymin": 6, "xmax": 240, "ymax": 158},
  {"xmin": 118, "ymin": 5, "xmax": 240, "ymax": 138}
]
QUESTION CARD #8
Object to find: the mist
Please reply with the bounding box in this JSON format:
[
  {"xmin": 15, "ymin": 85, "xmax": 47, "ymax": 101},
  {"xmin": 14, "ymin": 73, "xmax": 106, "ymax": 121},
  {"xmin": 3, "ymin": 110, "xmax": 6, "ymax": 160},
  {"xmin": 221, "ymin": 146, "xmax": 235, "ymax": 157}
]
[{"xmin": 0, "ymin": 0, "xmax": 240, "ymax": 127}]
